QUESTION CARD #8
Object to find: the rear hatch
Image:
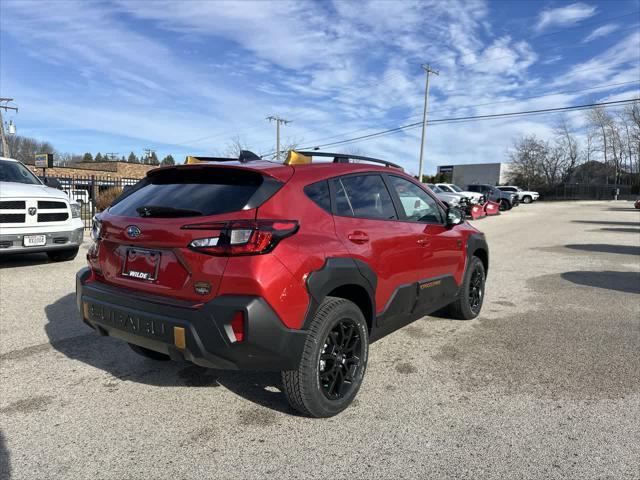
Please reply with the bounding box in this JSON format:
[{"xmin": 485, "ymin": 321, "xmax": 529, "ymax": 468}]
[{"xmin": 92, "ymin": 163, "xmax": 292, "ymax": 302}]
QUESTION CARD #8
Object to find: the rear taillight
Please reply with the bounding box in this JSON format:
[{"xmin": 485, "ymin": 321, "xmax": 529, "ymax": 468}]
[{"xmin": 183, "ymin": 220, "xmax": 298, "ymax": 256}]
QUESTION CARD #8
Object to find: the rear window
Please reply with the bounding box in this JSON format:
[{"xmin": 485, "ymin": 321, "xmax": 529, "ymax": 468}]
[{"xmin": 108, "ymin": 168, "xmax": 264, "ymax": 218}]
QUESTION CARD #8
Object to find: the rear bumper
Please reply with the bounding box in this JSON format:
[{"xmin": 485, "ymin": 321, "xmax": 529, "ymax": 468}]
[
  {"xmin": 0, "ymin": 227, "xmax": 84, "ymax": 254},
  {"xmin": 76, "ymin": 268, "xmax": 308, "ymax": 371}
]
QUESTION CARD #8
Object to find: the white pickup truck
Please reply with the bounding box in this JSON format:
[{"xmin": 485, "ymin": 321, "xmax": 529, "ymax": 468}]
[
  {"xmin": 0, "ymin": 157, "xmax": 84, "ymax": 261},
  {"xmin": 497, "ymin": 186, "xmax": 539, "ymax": 203}
]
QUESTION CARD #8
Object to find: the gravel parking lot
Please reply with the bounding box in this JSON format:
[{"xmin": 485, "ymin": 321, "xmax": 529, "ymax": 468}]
[{"xmin": 1, "ymin": 201, "xmax": 638, "ymax": 479}]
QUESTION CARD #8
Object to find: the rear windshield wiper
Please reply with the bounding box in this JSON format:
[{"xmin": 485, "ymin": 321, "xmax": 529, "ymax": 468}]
[{"xmin": 136, "ymin": 205, "xmax": 203, "ymax": 218}]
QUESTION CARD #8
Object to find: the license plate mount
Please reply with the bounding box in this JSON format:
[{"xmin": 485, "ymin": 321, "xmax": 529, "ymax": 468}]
[{"xmin": 122, "ymin": 248, "xmax": 161, "ymax": 281}]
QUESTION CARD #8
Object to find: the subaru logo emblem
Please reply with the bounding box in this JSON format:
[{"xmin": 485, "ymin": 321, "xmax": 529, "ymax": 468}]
[
  {"xmin": 126, "ymin": 225, "xmax": 141, "ymax": 238},
  {"xmin": 28, "ymin": 207, "xmax": 37, "ymax": 216}
]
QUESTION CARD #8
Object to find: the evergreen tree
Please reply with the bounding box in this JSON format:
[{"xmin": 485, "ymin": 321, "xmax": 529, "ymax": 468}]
[
  {"xmin": 149, "ymin": 151, "xmax": 159, "ymax": 166},
  {"xmin": 127, "ymin": 152, "xmax": 138, "ymax": 163},
  {"xmin": 82, "ymin": 152, "xmax": 93, "ymax": 163},
  {"xmin": 160, "ymin": 154, "xmax": 175, "ymax": 166},
  {"xmin": 95, "ymin": 152, "xmax": 103, "ymax": 162}
]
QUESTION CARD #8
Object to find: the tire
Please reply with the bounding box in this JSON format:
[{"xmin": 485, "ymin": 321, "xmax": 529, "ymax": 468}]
[
  {"xmin": 446, "ymin": 256, "xmax": 486, "ymax": 320},
  {"xmin": 522, "ymin": 195, "xmax": 532, "ymax": 204},
  {"xmin": 499, "ymin": 199, "xmax": 511, "ymax": 211},
  {"xmin": 46, "ymin": 247, "xmax": 79, "ymax": 262},
  {"xmin": 128, "ymin": 343, "xmax": 171, "ymax": 361},
  {"xmin": 281, "ymin": 297, "xmax": 369, "ymax": 418}
]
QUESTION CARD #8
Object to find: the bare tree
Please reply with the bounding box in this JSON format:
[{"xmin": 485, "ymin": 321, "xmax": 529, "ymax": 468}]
[
  {"xmin": 586, "ymin": 106, "xmax": 614, "ymax": 184},
  {"xmin": 554, "ymin": 117, "xmax": 580, "ymax": 182},
  {"xmin": 223, "ymin": 135, "xmax": 252, "ymax": 158},
  {"xmin": 507, "ymin": 135, "xmax": 547, "ymax": 188}
]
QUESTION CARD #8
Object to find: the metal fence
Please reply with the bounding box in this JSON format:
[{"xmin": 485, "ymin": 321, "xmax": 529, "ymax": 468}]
[
  {"xmin": 533, "ymin": 183, "xmax": 638, "ymax": 201},
  {"xmin": 44, "ymin": 175, "xmax": 140, "ymax": 229}
]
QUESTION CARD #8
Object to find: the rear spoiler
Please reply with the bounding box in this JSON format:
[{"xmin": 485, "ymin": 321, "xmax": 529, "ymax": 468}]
[{"xmin": 186, "ymin": 150, "xmax": 261, "ymax": 164}]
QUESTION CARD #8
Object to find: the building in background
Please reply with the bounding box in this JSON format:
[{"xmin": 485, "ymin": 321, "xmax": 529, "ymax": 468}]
[
  {"xmin": 437, "ymin": 163, "xmax": 513, "ymax": 187},
  {"xmin": 28, "ymin": 161, "xmax": 155, "ymax": 180}
]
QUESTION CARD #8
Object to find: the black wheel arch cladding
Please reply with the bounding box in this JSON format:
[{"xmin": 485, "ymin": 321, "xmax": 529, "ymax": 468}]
[
  {"xmin": 303, "ymin": 257, "xmax": 377, "ymax": 330},
  {"xmin": 466, "ymin": 233, "xmax": 489, "ymax": 273}
]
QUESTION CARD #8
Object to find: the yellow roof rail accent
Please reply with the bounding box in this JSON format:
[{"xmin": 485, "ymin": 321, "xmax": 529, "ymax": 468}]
[
  {"xmin": 285, "ymin": 150, "xmax": 312, "ymax": 165},
  {"xmin": 185, "ymin": 155, "xmax": 203, "ymax": 164}
]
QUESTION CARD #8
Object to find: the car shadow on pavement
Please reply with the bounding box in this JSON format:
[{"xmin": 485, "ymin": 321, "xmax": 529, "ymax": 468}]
[
  {"xmin": 44, "ymin": 293, "xmax": 297, "ymax": 415},
  {"xmin": 572, "ymin": 220, "xmax": 640, "ymax": 227},
  {"xmin": 605, "ymin": 207, "xmax": 639, "ymax": 212},
  {"xmin": 598, "ymin": 227, "xmax": 640, "ymax": 234},
  {"xmin": 0, "ymin": 253, "xmax": 51, "ymax": 269},
  {"xmin": 564, "ymin": 244, "xmax": 640, "ymax": 256},
  {"xmin": 0, "ymin": 430, "xmax": 10, "ymax": 480},
  {"xmin": 561, "ymin": 271, "xmax": 640, "ymax": 294}
]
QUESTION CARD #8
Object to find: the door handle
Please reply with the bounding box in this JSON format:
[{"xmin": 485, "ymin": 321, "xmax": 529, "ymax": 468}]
[
  {"xmin": 348, "ymin": 231, "xmax": 369, "ymax": 244},
  {"xmin": 417, "ymin": 238, "xmax": 430, "ymax": 246}
]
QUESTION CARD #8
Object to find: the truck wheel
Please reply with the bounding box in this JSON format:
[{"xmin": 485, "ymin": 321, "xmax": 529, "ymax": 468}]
[
  {"xmin": 281, "ymin": 297, "xmax": 369, "ymax": 418},
  {"xmin": 522, "ymin": 195, "xmax": 532, "ymax": 204},
  {"xmin": 46, "ymin": 247, "xmax": 79, "ymax": 262},
  {"xmin": 447, "ymin": 256, "xmax": 486, "ymax": 320},
  {"xmin": 128, "ymin": 343, "xmax": 171, "ymax": 361}
]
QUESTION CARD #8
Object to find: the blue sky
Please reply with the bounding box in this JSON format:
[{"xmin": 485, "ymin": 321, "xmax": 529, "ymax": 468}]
[{"xmin": 1, "ymin": 0, "xmax": 638, "ymax": 174}]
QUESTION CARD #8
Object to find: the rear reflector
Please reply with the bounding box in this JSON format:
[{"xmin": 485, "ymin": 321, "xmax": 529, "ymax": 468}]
[
  {"xmin": 174, "ymin": 326, "xmax": 186, "ymax": 349},
  {"xmin": 231, "ymin": 311, "xmax": 245, "ymax": 342}
]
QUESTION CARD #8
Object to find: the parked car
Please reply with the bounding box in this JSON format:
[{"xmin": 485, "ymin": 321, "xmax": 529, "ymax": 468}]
[
  {"xmin": 77, "ymin": 150, "xmax": 489, "ymax": 417},
  {"xmin": 425, "ymin": 183, "xmax": 468, "ymax": 210},
  {"xmin": 64, "ymin": 188, "xmax": 90, "ymax": 205},
  {"xmin": 497, "ymin": 186, "xmax": 539, "ymax": 204},
  {"xmin": 467, "ymin": 184, "xmax": 518, "ymax": 211},
  {"xmin": 435, "ymin": 183, "xmax": 484, "ymax": 204},
  {"xmin": 0, "ymin": 157, "xmax": 84, "ymax": 260},
  {"xmin": 635, "ymin": 199, "xmax": 640, "ymax": 209}
]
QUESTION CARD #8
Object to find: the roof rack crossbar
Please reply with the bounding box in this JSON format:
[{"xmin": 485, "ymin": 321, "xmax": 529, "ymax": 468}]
[{"xmin": 295, "ymin": 151, "xmax": 403, "ymax": 169}]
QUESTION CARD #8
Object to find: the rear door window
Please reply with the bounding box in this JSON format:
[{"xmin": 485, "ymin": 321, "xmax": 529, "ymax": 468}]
[
  {"xmin": 108, "ymin": 168, "xmax": 266, "ymax": 218},
  {"xmin": 332, "ymin": 175, "xmax": 397, "ymax": 220}
]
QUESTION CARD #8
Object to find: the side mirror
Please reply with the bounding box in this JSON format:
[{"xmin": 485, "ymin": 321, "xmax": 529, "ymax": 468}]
[
  {"xmin": 44, "ymin": 177, "xmax": 63, "ymax": 189},
  {"xmin": 446, "ymin": 207, "xmax": 464, "ymax": 227}
]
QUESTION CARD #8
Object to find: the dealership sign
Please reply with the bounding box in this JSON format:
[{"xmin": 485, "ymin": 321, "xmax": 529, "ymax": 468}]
[{"xmin": 35, "ymin": 153, "xmax": 54, "ymax": 168}]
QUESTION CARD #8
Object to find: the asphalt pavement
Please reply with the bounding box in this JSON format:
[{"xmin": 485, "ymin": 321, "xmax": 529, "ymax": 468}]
[{"xmin": 1, "ymin": 201, "xmax": 638, "ymax": 479}]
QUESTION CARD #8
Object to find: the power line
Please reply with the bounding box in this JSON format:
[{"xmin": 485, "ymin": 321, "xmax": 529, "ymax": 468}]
[
  {"xmin": 291, "ymin": 79, "xmax": 640, "ymax": 148},
  {"xmin": 287, "ymin": 99, "xmax": 638, "ymax": 152}
]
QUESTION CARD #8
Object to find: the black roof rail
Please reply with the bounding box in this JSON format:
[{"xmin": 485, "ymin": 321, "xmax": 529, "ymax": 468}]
[{"xmin": 295, "ymin": 151, "xmax": 403, "ymax": 170}]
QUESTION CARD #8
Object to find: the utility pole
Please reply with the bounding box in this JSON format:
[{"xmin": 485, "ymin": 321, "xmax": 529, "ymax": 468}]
[
  {"xmin": 417, "ymin": 65, "xmax": 439, "ymax": 183},
  {"xmin": 0, "ymin": 98, "xmax": 18, "ymax": 158},
  {"xmin": 105, "ymin": 152, "xmax": 118, "ymax": 161},
  {"xmin": 143, "ymin": 148, "xmax": 155, "ymax": 164},
  {"xmin": 266, "ymin": 116, "xmax": 291, "ymax": 160}
]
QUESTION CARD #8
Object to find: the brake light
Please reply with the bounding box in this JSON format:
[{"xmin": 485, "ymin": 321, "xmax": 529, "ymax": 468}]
[{"xmin": 183, "ymin": 220, "xmax": 299, "ymax": 256}]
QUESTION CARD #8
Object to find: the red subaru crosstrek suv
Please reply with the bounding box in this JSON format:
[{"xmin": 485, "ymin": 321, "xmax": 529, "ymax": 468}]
[{"xmin": 76, "ymin": 151, "xmax": 488, "ymax": 417}]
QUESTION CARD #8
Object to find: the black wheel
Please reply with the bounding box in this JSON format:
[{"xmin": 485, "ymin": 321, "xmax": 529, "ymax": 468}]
[
  {"xmin": 499, "ymin": 199, "xmax": 511, "ymax": 211},
  {"xmin": 447, "ymin": 256, "xmax": 486, "ymax": 320},
  {"xmin": 46, "ymin": 247, "xmax": 79, "ymax": 262},
  {"xmin": 522, "ymin": 195, "xmax": 532, "ymax": 204},
  {"xmin": 128, "ymin": 343, "xmax": 171, "ymax": 361},
  {"xmin": 281, "ymin": 297, "xmax": 368, "ymax": 418}
]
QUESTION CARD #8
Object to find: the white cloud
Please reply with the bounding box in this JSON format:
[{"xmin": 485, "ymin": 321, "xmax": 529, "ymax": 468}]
[
  {"xmin": 583, "ymin": 23, "xmax": 619, "ymax": 42},
  {"xmin": 536, "ymin": 3, "xmax": 597, "ymax": 31}
]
